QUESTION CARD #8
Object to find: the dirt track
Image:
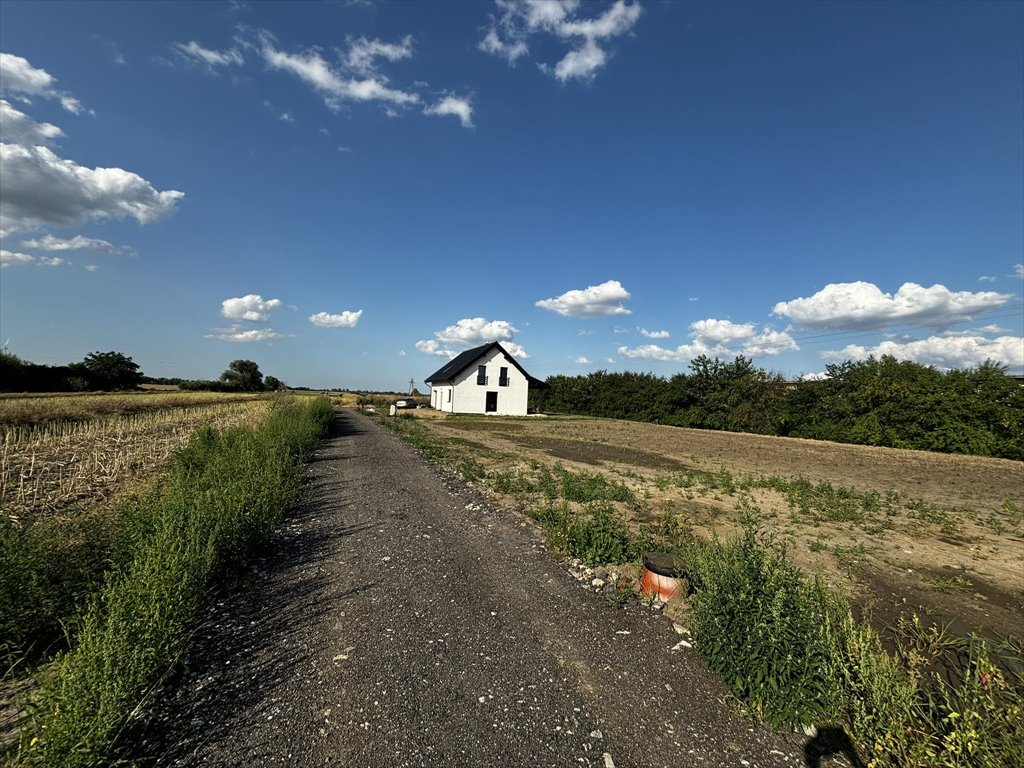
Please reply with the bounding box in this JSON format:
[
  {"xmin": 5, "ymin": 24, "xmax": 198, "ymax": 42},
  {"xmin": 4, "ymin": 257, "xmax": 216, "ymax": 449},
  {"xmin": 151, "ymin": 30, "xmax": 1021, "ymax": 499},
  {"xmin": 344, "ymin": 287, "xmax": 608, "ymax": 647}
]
[{"xmin": 135, "ymin": 410, "xmax": 814, "ymax": 767}]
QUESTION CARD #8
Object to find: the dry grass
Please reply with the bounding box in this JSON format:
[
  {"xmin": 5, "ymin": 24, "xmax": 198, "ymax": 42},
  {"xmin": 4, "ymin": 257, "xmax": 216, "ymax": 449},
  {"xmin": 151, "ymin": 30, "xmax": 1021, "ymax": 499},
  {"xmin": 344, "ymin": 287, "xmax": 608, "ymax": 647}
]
[
  {"xmin": 0, "ymin": 391, "xmax": 269, "ymax": 429},
  {"xmin": 1, "ymin": 398, "xmax": 272, "ymax": 522}
]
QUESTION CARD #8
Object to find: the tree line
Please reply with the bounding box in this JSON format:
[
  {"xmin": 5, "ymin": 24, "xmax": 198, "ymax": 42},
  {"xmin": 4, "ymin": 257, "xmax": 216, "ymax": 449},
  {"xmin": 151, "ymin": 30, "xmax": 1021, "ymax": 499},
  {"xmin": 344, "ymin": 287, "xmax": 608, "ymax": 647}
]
[
  {"xmin": 542, "ymin": 355, "xmax": 1024, "ymax": 460},
  {"xmin": 0, "ymin": 351, "xmax": 285, "ymax": 393}
]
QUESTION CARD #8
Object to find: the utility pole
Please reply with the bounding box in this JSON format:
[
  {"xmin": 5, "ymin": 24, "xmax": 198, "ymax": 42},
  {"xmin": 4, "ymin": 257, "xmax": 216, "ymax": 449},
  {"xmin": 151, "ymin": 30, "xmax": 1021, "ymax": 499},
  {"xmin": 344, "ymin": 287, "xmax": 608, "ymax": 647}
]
[{"xmin": 408, "ymin": 378, "xmax": 415, "ymax": 395}]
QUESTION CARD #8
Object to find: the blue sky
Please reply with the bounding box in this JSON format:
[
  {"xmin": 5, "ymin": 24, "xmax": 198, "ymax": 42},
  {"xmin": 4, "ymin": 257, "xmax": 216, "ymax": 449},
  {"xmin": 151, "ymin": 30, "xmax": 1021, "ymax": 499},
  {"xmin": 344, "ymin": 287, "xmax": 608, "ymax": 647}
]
[{"xmin": 1, "ymin": 0, "xmax": 1021, "ymax": 390}]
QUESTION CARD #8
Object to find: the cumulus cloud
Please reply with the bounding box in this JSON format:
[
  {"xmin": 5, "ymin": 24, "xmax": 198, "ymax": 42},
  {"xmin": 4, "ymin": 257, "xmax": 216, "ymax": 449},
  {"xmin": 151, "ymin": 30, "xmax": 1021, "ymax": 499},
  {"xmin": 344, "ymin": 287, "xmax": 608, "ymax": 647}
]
[
  {"xmin": 773, "ymin": 281, "xmax": 1011, "ymax": 330},
  {"xmin": 39, "ymin": 256, "xmax": 66, "ymax": 267},
  {"xmin": 19, "ymin": 233, "xmax": 118, "ymax": 252},
  {"xmin": 0, "ymin": 99, "xmax": 63, "ymax": 146},
  {"xmin": 257, "ymin": 33, "xmax": 419, "ymax": 112},
  {"xmin": 221, "ymin": 294, "xmax": 284, "ymax": 322},
  {"xmin": 638, "ymin": 327, "xmax": 669, "ymax": 339},
  {"xmin": 575, "ymin": 356, "xmax": 590, "ymax": 364},
  {"xmin": 1015, "ymin": 264, "xmax": 1024, "ymax": 279},
  {"xmin": 206, "ymin": 326, "xmax": 292, "ymax": 343},
  {"xmin": 1, "ymin": 248, "xmax": 34, "ymax": 267},
  {"xmin": 823, "ymin": 334, "xmax": 1024, "ymax": 372},
  {"xmin": 309, "ymin": 309, "xmax": 363, "ymax": 328},
  {"xmin": 479, "ymin": 0, "xmax": 642, "ymax": 81},
  {"xmin": 416, "ymin": 317, "xmax": 528, "ymax": 358},
  {"xmin": 618, "ymin": 318, "xmax": 797, "ymax": 362},
  {"xmin": 0, "ymin": 144, "xmax": 184, "ymax": 237},
  {"xmin": 0, "ymin": 52, "xmax": 90, "ymax": 114},
  {"xmin": 424, "ymin": 95, "xmax": 473, "ymax": 128},
  {"xmin": 535, "ymin": 279, "xmax": 631, "ymax": 317},
  {"xmin": 173, "ymin": 41, "xmax": 244, "ymax": 69}
]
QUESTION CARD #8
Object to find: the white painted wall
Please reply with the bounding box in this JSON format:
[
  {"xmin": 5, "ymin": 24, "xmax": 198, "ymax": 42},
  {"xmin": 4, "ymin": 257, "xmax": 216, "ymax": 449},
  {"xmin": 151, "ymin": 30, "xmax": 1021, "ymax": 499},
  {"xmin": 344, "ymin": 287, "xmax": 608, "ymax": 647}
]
[{"xmin": 430, "ymin": 346, "xmax": 529, "ymax": 415}]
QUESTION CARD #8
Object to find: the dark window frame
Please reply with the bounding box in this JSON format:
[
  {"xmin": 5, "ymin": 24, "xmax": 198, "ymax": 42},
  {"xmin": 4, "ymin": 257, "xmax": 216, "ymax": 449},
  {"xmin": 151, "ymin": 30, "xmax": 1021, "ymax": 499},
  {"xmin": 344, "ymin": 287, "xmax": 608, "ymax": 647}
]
[
  {"xmin": 477, "ymin": 364, "xmax": 488, "ymax": 385},
  {"xmin": 499, "ymin": 366, "xmax": 509, "ymax": 387}
]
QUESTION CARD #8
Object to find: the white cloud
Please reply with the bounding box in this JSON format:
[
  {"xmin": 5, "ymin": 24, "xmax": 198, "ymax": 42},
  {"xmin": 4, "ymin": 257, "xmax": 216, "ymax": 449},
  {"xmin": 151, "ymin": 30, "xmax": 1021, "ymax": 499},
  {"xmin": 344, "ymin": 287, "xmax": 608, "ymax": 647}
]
[
  {"xmin": 83, "ymin": 264, "xmax": 98, "ymax": 271},
  {"xmin": 800, "ymin": 371, "xmax": 830, "ymax": 381},
  {"xmin": 19, "ymin": 233, "xmax": 117, "ymax": 252},
  {"xmin": 535, "ymin": 279, "xmax": 631, "ymax": 317},
  {"xmin": 978, "ymin": 275, "xmax": 996, "ymax": 282},
  {"xmin": 424, "ymin": 95, "xmax": 474, "ymax": 128},
  {"xmin": 575, "ymin": 356, "xmax": 590, "ymax": 364},
  {"xmin": 173, "ymin": 41, "xmax": 244, "ymax": 69},
  {"xmin": 221, "ymin": 294, "xmax": 284, "ymax": 322},
  {"xmin": 346, "ymin": 36, "xmax": 413, "ymax": 75},
  {"xmin": 577, "ymin": 329, "xmax": 592, "ymax": 336},
  {"xmin": 773, "ymin": 281, "xmax": 1011, "ymax": 330},
  {"xmin": 638, "ymin": 327, "xmax": 669, "ymax": 339},
  {"xmin": 309, "ymin": 309, "xmax": 363, "ymax": 328},
  {"xmin": 823, "ymin": 334, "xmax": 1024, "ymax": 372},
  {"xmin": 39, "ymin": 256, "xmax": 65, "ymax": 267},
  {"xmin": 206, "ymin": 326, "xmax": 292, "ymax": 343},
  {"xmin": 0, "ymin": 143, "xmax": 183, "ymax": 237},
  {"xmin": 0, "ymin": 52, "xmax": 90, "ymax": 114},
  {"xmin": 0, "ymin": 99, "xmax": 64, "ymax": 146},
  {"xmin": 398, "ymin": 350, "xmax": 406, "ymax": 356},
  {"xmin": 257, "ymin": 33, "xmax": 419, "ymax": 112},
  {"xmin": 416, "ymin": 317, "xmax": 528, "ymax": 358},
  {"xmin": 0, "ymin": 248, "xmax": 34, "ymax": 267},
  {"xmin": 480, "ymin": 0, "xmax": 642, "ymax": 82},
  {"xmin": 1015, "ymin": 264, "xmax": 1024, "ymax": 279},
  {"xmin": 551, "ymin": 37, "xmax": 606, "ymax": 81},
  {"xmin": 689, "ymin": 318, "xmax": 757, "ymax": 345},
  {"xmin": 415, "ymin": 339, "xmax": 453, "ymax": 358},
  {"xmin": 618, "ymin": 318, "xmax": 797, "ymax": 362},
  {"xmin": 478, "ymin": 28, "xmax": 529, "ymax": 64},
  {"xmin": 279, "ymin": 111, "xmax": 294, "ymax": 122}
]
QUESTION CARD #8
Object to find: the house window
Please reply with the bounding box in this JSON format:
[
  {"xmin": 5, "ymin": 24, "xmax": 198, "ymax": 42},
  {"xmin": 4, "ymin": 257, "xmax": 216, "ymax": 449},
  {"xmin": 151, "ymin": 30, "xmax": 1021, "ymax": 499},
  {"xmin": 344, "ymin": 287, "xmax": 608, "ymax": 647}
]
[
  {"xmin": 499, "ymin": 366, "xmax": 509, "ymax": 387},
  {"xmin": 485, "ymin": 391, "xmax": 498, "ymax": 413},
  {"xmin": 447, "ymin": 389, "xmax": 451, "ymax": 402},
  {"xmin": 477, "ymin": 365, "xmax": 488, "ymax": 385}
]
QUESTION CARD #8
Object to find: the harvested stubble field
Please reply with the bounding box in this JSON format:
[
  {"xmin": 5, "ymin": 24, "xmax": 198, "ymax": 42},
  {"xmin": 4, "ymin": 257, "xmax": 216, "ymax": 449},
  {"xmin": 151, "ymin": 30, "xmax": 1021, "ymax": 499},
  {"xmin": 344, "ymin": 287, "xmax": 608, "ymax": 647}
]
[
  {"xmin": 403, "ymin": 412, "xmax": 1024, "ymax": 642},
  {"xmin": 1, "ymin": 392, "xmax": 273, "ymax": 521}
]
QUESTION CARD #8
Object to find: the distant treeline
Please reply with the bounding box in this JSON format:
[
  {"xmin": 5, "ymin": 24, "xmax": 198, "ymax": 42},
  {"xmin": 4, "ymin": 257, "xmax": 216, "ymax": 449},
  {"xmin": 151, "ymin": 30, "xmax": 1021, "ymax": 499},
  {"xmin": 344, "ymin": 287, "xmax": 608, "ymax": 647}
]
[
  {"xmin": 0, "ymin": 351, "xmax": 286, "ymax": 394},
  {"xmin": 543, "ymin": 355, "xmax": 1024, "ymax": 460}
]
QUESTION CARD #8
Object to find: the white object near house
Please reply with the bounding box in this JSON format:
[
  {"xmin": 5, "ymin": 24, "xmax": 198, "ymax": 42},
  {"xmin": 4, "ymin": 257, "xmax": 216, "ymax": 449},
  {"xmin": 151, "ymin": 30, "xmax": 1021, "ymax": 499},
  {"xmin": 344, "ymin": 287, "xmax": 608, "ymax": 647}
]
[{"xmin": 425, "ymin": 342, "xmax": 548, "ymax": 415}]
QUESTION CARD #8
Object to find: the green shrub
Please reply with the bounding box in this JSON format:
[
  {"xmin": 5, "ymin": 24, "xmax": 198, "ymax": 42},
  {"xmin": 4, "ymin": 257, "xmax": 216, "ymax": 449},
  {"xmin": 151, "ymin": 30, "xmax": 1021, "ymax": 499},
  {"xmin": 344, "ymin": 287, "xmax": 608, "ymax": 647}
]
[{"xmin": 685, "ymin": 526, "xmax": 842, "ymax": 726}]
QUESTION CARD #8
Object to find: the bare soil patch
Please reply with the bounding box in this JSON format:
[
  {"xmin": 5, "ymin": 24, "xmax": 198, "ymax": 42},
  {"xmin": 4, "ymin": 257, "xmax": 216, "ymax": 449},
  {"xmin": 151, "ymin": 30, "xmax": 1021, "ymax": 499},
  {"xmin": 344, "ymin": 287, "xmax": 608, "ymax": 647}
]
[{"xmin": 415, "ymin": 413, "xmax": 1024, "ymax": 641}]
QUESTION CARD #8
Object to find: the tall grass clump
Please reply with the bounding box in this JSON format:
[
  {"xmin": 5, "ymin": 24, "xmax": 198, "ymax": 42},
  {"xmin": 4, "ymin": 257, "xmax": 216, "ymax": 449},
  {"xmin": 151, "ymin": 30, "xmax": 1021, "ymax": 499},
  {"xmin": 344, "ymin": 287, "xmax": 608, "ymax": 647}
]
[
  {"xmin": 682, "ymin": 521, "xmax": 1024, "ymax": 767},
  {"xmin": 684, "ymin": 525, "xmax": 843, "ymax": 726},
  {"xmin": 18, "ymin": 396, "xmax": 332, "ymax": 768}
]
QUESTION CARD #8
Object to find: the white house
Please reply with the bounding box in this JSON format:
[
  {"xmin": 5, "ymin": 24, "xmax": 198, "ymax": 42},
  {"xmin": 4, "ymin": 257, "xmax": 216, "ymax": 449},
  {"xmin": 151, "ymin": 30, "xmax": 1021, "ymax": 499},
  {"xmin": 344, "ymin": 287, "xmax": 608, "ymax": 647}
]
[{"xmin": 425, "ymin": 342, "xmax": 548, "ymax": 415}]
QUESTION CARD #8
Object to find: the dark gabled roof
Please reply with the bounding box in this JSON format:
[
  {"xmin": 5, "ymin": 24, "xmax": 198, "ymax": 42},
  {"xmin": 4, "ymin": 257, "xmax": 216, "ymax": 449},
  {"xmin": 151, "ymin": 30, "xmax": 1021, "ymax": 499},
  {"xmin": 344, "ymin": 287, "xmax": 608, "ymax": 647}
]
[{"xmin": 425, "ymin": 342, "xmax": 549, "ymax": 388}]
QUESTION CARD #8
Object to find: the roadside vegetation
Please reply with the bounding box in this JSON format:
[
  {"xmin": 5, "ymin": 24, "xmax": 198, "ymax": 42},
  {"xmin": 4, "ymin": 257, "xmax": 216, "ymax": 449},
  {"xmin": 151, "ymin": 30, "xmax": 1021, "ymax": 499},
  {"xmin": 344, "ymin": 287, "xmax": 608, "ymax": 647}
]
[
  {"xmin": 3, "ymin": 395, "xmax": 333, "ymax": 768},
  {"xmin": 543, "ymin": 355, "xmax": 1024, "ymax": 460},
  {"xmin": 379, "ymin": 412, "xmax": 1024, "ymax": 768}
]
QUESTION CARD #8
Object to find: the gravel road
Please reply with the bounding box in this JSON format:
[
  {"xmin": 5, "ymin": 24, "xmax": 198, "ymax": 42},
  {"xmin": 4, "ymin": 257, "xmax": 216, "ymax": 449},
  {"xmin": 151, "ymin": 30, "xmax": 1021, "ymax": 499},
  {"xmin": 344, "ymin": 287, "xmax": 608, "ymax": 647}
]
[{"xmin": 136, "ymin": 409, "xmax": 811, "ymax": 767}]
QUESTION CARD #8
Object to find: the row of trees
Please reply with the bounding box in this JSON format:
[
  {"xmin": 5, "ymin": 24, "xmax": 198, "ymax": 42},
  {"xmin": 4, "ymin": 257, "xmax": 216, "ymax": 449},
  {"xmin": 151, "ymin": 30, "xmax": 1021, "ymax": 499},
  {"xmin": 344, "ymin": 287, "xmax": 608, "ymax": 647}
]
[
  {"xmin": 543, "ymin": 355, "xmax": 1024, "ymax": 460},
  {"xmin": 0, "ymin": 351, "xmax": 285, "ymax": 394}
]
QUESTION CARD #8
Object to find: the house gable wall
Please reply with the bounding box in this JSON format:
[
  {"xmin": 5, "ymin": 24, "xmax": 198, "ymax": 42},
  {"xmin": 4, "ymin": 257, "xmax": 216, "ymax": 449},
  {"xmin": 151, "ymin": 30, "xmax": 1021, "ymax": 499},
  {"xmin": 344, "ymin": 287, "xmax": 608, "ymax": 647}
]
[{"xmin": 432, "ymin": 346, "xmax": 528, "ymax": 415}]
